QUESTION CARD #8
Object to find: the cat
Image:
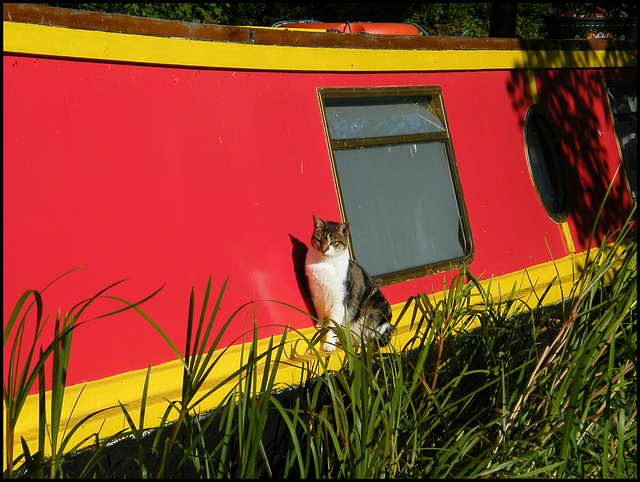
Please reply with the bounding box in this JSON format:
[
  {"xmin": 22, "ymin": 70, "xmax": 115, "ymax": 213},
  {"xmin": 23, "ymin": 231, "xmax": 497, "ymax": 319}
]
[{"xmin": 304, "ymin": 215, "xmax": 394, "ymax": 351}]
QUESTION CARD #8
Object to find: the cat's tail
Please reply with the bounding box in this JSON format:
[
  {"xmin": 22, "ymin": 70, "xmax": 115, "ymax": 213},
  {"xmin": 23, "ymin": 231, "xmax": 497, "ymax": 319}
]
[{"xmin": 359, "ymin": 311, "xmax": 394, "ymax": 347}]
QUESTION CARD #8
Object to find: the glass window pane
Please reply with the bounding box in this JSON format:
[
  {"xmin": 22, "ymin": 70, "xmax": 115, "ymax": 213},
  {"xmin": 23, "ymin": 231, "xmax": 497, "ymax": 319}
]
[
  {"xmin": 319, "ymin": 86, "xmax": 473, "ymax": 284},
  {"xmin": 324, "ymin": 95, "xmax": 446, "ymax": 140},
  {"xmin": 607, "ymin": 84, "xmax": 637, "ymax": 115},
  {"xmin": 334, "ymin": 141, "xmax": 466, "ymax": 278},
  {"xmin": 616, "ymin": 119, "xmax": 637, "ymax": 201},
  {"xmin": 605, "ymin": 80, "xmax": 637, "ymax": 202}
]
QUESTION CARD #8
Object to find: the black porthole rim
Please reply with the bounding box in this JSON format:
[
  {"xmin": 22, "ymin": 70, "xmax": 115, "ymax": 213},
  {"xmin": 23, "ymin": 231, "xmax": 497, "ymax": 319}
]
[{"xmin": 524, "ymin": 104, "xmax": 570, "ymax": 224}]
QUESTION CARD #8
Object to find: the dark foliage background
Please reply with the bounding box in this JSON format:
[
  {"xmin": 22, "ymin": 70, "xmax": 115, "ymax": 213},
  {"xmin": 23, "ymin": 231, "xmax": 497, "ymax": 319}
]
[{"xmin": 35, "ymin": 3, "xmax": 636, "ymax": 39}]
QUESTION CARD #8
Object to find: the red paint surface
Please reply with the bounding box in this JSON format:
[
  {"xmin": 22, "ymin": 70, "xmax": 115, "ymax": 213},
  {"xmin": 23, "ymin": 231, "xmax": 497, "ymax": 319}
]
[{"xmin": 3, "ymin": 56, "xmax": 634, "ymax": 392}]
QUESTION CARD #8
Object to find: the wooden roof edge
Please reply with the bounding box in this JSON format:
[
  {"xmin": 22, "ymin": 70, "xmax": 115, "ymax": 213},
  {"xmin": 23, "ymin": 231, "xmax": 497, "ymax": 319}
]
[{"xmin": 3, "ymin": 3, "xmax": 637, "ymax": 52}]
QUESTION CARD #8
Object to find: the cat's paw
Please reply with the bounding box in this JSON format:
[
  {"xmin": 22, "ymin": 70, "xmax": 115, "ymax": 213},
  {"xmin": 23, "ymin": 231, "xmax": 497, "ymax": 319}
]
[
  {"xmin": 322, "ymin": 330, "xmax": 338, "ymax": 352},
  {"xmin": 323, "ymin": 342, "xmax": 336, "ymax": 352}
]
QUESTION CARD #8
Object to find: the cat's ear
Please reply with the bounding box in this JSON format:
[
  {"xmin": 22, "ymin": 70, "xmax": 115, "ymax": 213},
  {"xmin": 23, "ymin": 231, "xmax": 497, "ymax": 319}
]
[
  {"xmin": 341, "ymin": 222, "xmax": 350, "ymax": 236},
  {"xmin": 312, "ymin": 215, "xmax": 324, "ymax": 229}
]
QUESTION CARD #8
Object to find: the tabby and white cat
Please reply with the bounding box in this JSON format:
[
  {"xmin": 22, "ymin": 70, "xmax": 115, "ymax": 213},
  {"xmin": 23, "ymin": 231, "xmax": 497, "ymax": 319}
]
[{"xmin": 304, "ymin": 215, "xmax": 394, "ymax": 351}]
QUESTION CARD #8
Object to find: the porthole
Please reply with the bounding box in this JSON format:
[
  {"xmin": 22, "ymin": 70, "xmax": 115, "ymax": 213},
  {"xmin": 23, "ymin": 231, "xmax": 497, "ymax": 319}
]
[{"xmin": 524, "ymin": 105, "xmax": 569, "ymax": 223}]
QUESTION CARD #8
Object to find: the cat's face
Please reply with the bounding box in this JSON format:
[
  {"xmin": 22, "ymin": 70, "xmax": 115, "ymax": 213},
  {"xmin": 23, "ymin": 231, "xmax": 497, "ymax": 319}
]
[{"xmin": 310, "ymin": 215, "xmax": 350, "ymax": 258}]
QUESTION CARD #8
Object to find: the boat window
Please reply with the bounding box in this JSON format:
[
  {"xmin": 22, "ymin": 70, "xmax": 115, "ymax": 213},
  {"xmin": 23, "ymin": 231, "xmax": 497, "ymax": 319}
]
[
  {"xmin": 318, "ymin": 86, "xmax": 474, "ymax": 285},
  {"xmin": 324, "ymin": 96, "xmax": 446, "ymax": 140},
  {"xmin": 524, "ymin": 105, "xmax": 569, "ymax": 223},
  {"xmin": 605, "ymin": 79, "xmax": 637, "ymax": 203}
]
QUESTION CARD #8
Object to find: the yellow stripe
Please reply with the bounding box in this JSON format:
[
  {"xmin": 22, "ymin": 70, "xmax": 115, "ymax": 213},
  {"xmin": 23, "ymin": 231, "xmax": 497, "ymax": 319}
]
[
  {"xmin": 3, "ymin": 22, "xmax": 637, "ymax": 72},
  {"xmin": 5, "ymin": 244, "xmax": 626, "ymax": 461},
  {"xmin": 527, "ymin": 69, "xmax": 539, "ymax": 103},
  {"xmin": 561, "ymin": 222, "xmax": 576, "ymax": 253}
]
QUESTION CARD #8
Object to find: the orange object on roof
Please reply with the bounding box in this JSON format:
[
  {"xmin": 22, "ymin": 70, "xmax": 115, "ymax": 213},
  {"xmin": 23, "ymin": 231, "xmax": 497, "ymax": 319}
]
[{"xmin": 275, "ymin": 22, "xmax": 423, "ymax": 36}]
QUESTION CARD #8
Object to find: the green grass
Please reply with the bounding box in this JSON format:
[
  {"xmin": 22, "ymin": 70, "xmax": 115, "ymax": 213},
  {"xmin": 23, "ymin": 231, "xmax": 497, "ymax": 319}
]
[{"xmin": 4, "ymin": 207, "xmax": 636, "ymax": 478}]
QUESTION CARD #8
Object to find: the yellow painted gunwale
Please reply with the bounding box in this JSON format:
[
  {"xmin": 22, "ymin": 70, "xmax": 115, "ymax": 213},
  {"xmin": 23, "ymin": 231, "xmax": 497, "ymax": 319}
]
[{"xmin": 3, "ymin": 21, "xmax": 637, "ymax": 72}]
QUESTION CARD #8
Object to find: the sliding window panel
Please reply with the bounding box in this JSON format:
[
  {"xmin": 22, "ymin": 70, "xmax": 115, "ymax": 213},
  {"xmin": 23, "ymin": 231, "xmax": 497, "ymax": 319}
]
[{"xmin": 334, "ymin": 141, "xmax": 466, "ymax": 278}]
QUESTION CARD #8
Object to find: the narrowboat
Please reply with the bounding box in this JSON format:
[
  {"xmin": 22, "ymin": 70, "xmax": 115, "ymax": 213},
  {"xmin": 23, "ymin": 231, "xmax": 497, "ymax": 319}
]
[{"xmin": 3, "ymin": 3, "xmax": 636, "ymax": 463}]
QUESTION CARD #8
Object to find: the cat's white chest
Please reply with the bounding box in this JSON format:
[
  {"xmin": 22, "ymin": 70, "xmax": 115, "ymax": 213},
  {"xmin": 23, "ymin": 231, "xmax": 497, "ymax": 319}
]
[{"xmin": 305, "ymin": 249, "xmax": 349, "ymax": 322}]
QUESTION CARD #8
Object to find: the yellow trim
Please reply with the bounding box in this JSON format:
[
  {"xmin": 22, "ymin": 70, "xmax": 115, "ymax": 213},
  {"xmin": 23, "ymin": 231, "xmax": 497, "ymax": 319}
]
[
  {"xmin": 561, "ymin": 222, "xmax": 576, "ymax": 253},
  {"xmin": 5, "ymin": 245, "xmax": 626, "ymax": 462},
  {"xmin": 527, "ymin": 69, "xmax": 539, "ymax": 104},
  {"xmin": 3, "ymin": 22, "xmax": 637, "ymax": 72}
]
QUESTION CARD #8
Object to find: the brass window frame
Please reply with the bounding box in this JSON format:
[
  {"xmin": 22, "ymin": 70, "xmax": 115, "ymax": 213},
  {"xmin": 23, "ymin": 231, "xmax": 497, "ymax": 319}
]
[
  {"xmin": 523, "ymin": 104, "xmax": 570, "ymax": 224},
  {"xmin": 317, "ymin": 85, "xmax": 474, "ymax": 286}
]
